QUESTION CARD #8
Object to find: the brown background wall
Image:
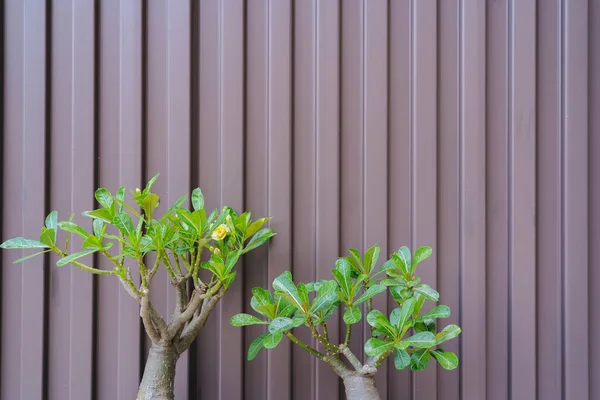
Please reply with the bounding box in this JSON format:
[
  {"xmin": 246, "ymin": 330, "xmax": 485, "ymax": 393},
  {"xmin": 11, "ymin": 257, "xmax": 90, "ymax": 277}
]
[{"xmin": 1, "ymin": 1, "xmax": 598, "ymax": 399}]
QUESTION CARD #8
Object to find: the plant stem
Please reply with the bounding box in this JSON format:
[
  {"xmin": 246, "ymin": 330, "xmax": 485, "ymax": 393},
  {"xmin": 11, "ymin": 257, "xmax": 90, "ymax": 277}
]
[
  {"xmin": 344, "ymin": 323, "xmax": 352, "ymax": 346},
  {"xmin": 367, "ymin": 298, "xmax": 374, "ymax": 335},
  {"xmin": 322, "ymin": 320, "xmax": 330, "ymax": 343},
  {"xmin": 284, "ymin": 332, "xmax": 325, "ymax": 360}
]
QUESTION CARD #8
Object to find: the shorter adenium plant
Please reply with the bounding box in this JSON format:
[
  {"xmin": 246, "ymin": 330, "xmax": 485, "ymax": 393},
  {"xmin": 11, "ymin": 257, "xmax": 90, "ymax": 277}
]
[
  {"xmin": 231, "ymin": 245, "xmax": 461, "ymax": 400},
  {"xmin": 1, "ymin": 174, "xmax": 275, "ymax": 400}
]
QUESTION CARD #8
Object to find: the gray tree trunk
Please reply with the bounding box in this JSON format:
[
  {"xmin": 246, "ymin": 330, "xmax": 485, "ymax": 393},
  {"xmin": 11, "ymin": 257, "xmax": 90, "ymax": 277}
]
[
  {"xmin": 343, "ymin": 374, "xmax": 381, "ymax": 400},
  {"xmin": 136, "ymin": 345, "xmax": 178, "ymax": 400}
]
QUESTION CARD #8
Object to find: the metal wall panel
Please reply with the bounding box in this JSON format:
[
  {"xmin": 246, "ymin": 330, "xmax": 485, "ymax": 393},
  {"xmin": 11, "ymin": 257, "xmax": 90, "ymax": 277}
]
[{"xmin": 1, "ymin": 1, "xmax": 598, "ymax": 399}]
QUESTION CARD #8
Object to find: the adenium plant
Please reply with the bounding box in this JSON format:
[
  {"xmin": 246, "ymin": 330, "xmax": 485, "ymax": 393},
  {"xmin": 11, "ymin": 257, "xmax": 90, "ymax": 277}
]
[
  {"xmin": 231, "ymin": 245, "xmax": 461, "ymax": 400},
  {"xmin": 0, "ymin": 174, "xmax": 275, "ymax": 400}
]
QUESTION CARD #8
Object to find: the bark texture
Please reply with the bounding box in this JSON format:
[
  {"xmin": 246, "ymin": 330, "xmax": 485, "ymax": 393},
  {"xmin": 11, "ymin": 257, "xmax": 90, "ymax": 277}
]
[
  {"xmin": 343, "ymin": 374, "xmax": 381, "ymax": 400},
  {"xmin": 137, "ymin": 345, "xmax": 179, "ymax": 400}
]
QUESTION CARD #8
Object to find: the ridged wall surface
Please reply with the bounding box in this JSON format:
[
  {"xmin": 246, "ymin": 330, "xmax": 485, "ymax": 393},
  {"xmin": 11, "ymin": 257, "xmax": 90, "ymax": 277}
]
[{"xmin": 1, "ymin": 1, "xmax": 598, "ymax": 399}]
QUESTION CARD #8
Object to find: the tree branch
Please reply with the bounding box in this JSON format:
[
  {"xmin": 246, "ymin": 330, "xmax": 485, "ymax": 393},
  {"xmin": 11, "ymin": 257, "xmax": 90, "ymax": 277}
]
[
  {"xmin": 339, "ymin": 344, "xmax": 363, "ymax": 372},
  {"xmin": 167, "ymin": 282, "xmax": 221, "ymax": 339},
  {"xmin": 141, "ymin": 295, "xmax": 162, "ymax": 344},
  {"xmin": 324, "ymin": 355, "xmax": 351, "ymax": 379},
  {"xmin": 284, "ymin": 331, "xmax": 325, "ymax": 360},
  {"xmin": 175, "ymin": 292, "xmax": 222, "ymax": 354}
]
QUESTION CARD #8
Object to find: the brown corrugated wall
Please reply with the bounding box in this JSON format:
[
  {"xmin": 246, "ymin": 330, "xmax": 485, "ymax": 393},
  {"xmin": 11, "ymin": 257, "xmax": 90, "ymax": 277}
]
[{"xmin": 0, "ymin": 1, "xmax": 598, "ymax": 399}]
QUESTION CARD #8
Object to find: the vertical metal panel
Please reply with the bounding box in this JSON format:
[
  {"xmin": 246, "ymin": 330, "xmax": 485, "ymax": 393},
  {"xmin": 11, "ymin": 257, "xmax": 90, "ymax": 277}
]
[
  {"xmin": 563, "ymin": 1, "xmax": 589, "ymax": 399},
  {"xmin": 1, "ymin": 1, "xmax": 47, "ymax": 399},
  {"xmin": 96, "ymin": 1, "xmax": 143, "ymax": 399},
  {"xmin": 1, "ymin": 2, "xmax": 599, "ymax": 399},
  {"xmin": 49, "ymin": 1, "xmax": 95, "ymax": 399},
  {"xmin": 509, "ymin": 0, "xmax": 537, "ymax": 398},
  {"xmin": 459, "ymin": 1, "xmax": 487, "ymax": 399},
  {"xmin": 537, "ymin": 1, "xmax": 564, "ymax": 398}
]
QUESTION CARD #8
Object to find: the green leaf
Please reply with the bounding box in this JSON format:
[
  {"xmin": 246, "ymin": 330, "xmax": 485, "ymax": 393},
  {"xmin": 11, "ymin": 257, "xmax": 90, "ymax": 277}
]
[
  {"xmin": 252, "ymin": 287, "xmax": 273, "ymax": 306},
  {"xmin": 262, "ymin": 332, "xmax": 283, "ymax": 349},
  {"xmin": 343, "ymin": 306, "xmax": 362, "ymax": 324},
  {"xmin": 93, "ymin": 219, "xmax": 104, "ymax": 239},
  {"xmin": 408, "ymin": 331, "xmax": 437, "ymax": 348},
  {"xmin": 56, "ymin": 248, "xmax": 98, "ymax": 267},
  {"xmin": 419, "ymin": 305, "xmax": 451, "ymax": 321},
  {"xmin": 0, "ymin": 237, "xmax": 49, "ymax": 249},
  {"xmin": 224, "ymin": 249, "xmax": 243, "ymax": 273},
  {"xmin": 394, "ymin": 339, "xmax": 410, "ymax": 350},
  {"xmin": 291, "ymin": 315, "xmax": 306, "ymax": 328},
  {"xmin": 376, "ymin": 258, "xmax": 396, "ymax": 275},
  {"xmin": 45, "ymin": 211, "xmax": 58, "ymax": 241},
  {"xmin": 310, "ymin": 282, "xmax": 338, "ymax": 314},
  {"xmin": 364, "ymin": 338, "xmax": 395, "ymax": 356},
  {"xmin": 248, "ymin": 333, "xmax": 269, "ymax": 361},
  {"xmin": 366, "ymin": 310, "xmax": 397, "ymax": 337},
  {"xmin": 347, "ymin": 248, "xmax": 363, "ymax": 273},
  {"xmin": 83, "ymin": 208, "xmax": 114, "ymax": 223},
  {"xmin": 354, "ymin": 284, "xmax": 386, "ymax": 305},
  {"xmin": 82, "ymin": 234, "xmax": 103, "ymax": 249},
  {"xmin": 12, "ymin": 249, "xmax": 52, "ymax": 263},
  {"xmin": 162, "ymin": 195, "xmax": 187, "ymax": 219},
  {"xmin": 363, "ymin": 244, "xmax": 380, "ymax": 274},
  {"xmin": 230, "ymin": 313, "xmax": 268, "ymax": 327},
  {"xmin": 272, "ymin": 272, "xmax": 304, "ymax": 311},
  {"xmin": 431, "ymin": 349, "xmax": 459, "ymax": 370},
  {"xmin": 380, "ymin": 278, "xmax": 406, "ymax": 287},
  {"xmin": 115, "ymin": 186, "xmax": 126, "ymax": 212},
  {"xmin": 412, "ymin": 246, "xmax": 432, "ymax": 272},
  {"xmin": 39, "ymin": 228, "xmax": 55, "ymax": 247},
  {"xmin": 95, "ymin": 188, "xmax": 114, "ymax": 209},
  {"xmin": 245, "ymin": 217, "xmax": 270, "ymax": 240},
  {"xmin": 333, "ymin": 258, "xmax": 353, "ymax": 300},
  {"xmin": 394, "ymin": 349, "xmax": 411, "ymax": 370},
  {"xmin": 436, "ymin": 324, "xmax": 462, "ymax": 345},
  {"xmin": 297, "ymin": 283, "xmax": 309, "ymax": 307},
  {"xmin": 393, "ymin": 246, "xmax": 412, "ymax": 276},
  {"xmin": 243, "ymin": 228, "xmax": 275, "ymax": 254},
  {"xmin": 113, "ymin": 212, "xmax": 135, "ymax": 239},
  {"xmin": 144, "ymin": 173, "xmax": 160, "ymax": 193},
  {"xmin": 58, "ymin": 221, "xmax": 89, "ymax": 239},
  {"xmin": 191, "ymin": 188, "xmax": 204, "ymax": 211},
  {"xmin": 414, "ymin": 319, "xmax": 436, "ymax": 333},
  {"xmin": 410, "ymin": 349, "xmax": 431, "ymax": 371},
  {"xmin": 413, "ymin": 293, "xmax": 426, "ymax": 318},
  {"xmin": 268, "ymin": 317, "xmax": 294, "ymax": 334},
  {"xmin": 390, "ymin": 297, "xmax": 416, "ymax": 331},
  {"xmin": 414, "ymin": 284, "xmax": 439, "ymax": 302}
]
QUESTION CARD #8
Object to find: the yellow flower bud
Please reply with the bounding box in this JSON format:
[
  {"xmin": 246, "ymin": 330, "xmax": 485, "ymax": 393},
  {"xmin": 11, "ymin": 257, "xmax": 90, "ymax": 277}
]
[
  {"xmin": 135, "ymin": 188, "xmax": 141, "ymax": 194},
  {"xmin": 211, "ymin": 224, "xmax": 230, "ymax": 241},
  {"xmin": 213, "ymin": 248, "xmax": 221, "ymax": 256}
]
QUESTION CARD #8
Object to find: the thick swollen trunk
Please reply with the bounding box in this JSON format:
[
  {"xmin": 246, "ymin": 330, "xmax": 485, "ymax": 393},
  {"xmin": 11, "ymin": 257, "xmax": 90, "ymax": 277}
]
[
  {"xmin": 137, "ymin": 345, "xmax": 179, "ymax": 400},
  {"xmin": 343, "ymin": 374, "xmax": 381, "ymax": 400}
]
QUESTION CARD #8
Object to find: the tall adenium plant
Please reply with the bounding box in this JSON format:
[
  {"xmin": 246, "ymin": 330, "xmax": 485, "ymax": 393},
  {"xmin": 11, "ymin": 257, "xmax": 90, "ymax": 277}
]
[
  {"xmin": 0, "ymin": 175, "xmax": 275, "ymax": 400},
  {"xmin": 231, "ymin": 245, "xmax": 461, "ymax": 400}
]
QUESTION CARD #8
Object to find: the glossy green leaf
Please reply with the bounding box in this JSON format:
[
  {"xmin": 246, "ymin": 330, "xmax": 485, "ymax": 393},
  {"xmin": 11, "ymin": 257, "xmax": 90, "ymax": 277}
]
[
  {"xmin": 419, "ymin": 305, "xmax": 450, "ymax": 321},
  {"xmin": 248, "ymin": 332, "xmax": 269, "ymax": 361},
  {"xmin": 297, "ymin": 283, "xmax": 309, "ymax": 307},
  {"xmin": 333, "ymin": 258, "xmax": 353, "ymax": 299},
  {"xmin": 262, "ymin": 332, "xmax": 283, "ymax": 349},
  {"xmin": 354, "ymin": 284, "xmax": 386, "ymax": 305},
  {"xmin": 95, "ymin": 188, "xmax": 113, "ymax": 209},
  {"xmin": 191, "ymin": 188, "xmax": 204, "ymax": 211},
  {"xmin": 310, "ymin": 281, "xmax": 338, "ymax": 314},
  {"xmin": 390, "ymin": 297, "xmax": 415, "ymax": 331},
  {"xmin": 82, "ymin": 234, "xmax": 103, "ymax": 249},
  {"xmin": 363, "ymin": 244, "xmax": 380, "ymax": 274},
  {"xmin": 347, "ymin": 248, "xmax": 363, "ymax": 273},
  {"xmin": 272, "ymin": 272, "xmax": 304, "ymax": 311},
  {"xmin": 436, "ymin": 324, "xmax": 462, "ymax": 345},
  {"xmin": 82, "ymin": 208, "xmax": 114, "ymax": 223},
  {"xmin": 393, "ymin": 246, "xmax": 412, "ymax": 276},
  {"xmin": 394, "ymin": 349, "xmax": 411, "ymax": 370},
  {"xmin": 58, "ymin": 221, "xmax": 89, "ymax": 239},
  {"xmin": 144, "ymin": 173, "xmax": 160, "ymax": 193},
  {"xmin": 56, "ymin": 248, "xmax": 98, "ymax": 267},
  {"xmin": 230, "ymin": 313, "xmax": 268, "ymax": 327},
  {"xmin": 412, "ymin": 246, "xmax": 432, "ymax": 272},
  {"xmin": 93, "ymin": 219, "xmax": 104, "ymax": 239},
  {"xmin": 413, "ymin": 293, "xmax": 426, "ymax": 318},
  {"xmin": 45, "ymin": 211, "xmax": 58, "ymax": 241},
  {"xmin": 414, "ymin": 319, "xmax": 436, "ymax": 334},
  {"xmin": 113, "ymin": 212, "xmax": 135, "ymax": 238},
  {"xmin": 291, "ymin": 315, "xmax": 306, "ymax": 328},
  {"xmin": 243, "ymin": 228, "xmax": 275, "ymax": 254},
  {"xmin": 408, "ymin": 331, "xmax": 437, "ymax": 348},
  {"xmin": 410, "ymin": 349, "xmax": 431, "ymax": 371},
  {"xmin": 224, "ymin": 249, "xmax": 243, "ymax": 273},
  {"xmin": 115, "ymin": 186, "xmax": 126, "ymax": 212},
  {"xmin": 366, "ymin": 310, "xmax": 396, "ymax": 337},
  {"xmin": 162, "ymin": 195, "xmax": 187, "ymax": 219},
  {"xmin": 413, "ymin": 284, "xmax": 439, "ymax": 302},
  {"xmin": 12, "ymin": 249, "xmax": 52, "ymax": 263},
  {"xmin": 343, "ymin": 306, "xmax": 362, "ymax": 324},
  {"xmin": 364, "ymin": 338, "xmax": 395, "ymax": 356},
  {"xmin": 376, "ymin": 258, "xmax": 397, "ymax": 275},
  {"xmin": 252, "ymin": 287, "xmax": 273, "ymax": 306},
  {"xmin": 380, "ymin": 278, "xmax": 406, "ymax": 287},
  {"xmin": 39, "ymin": 228, "xmax": 55, "ymax": 247},
  {"xmin": 431, "ymin": 349, "xmax": 459, "ymax": 370},
  {"xmin": 1, "ymin": 237, "xmax": 49, "ymax": 249},
  {"xmin": 268, "ymin": 317, "xmax": 294, "ymax": 334},
  {"xmin": 245, "ymin": 217, "xmax": 270, "ymax": 240}
]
